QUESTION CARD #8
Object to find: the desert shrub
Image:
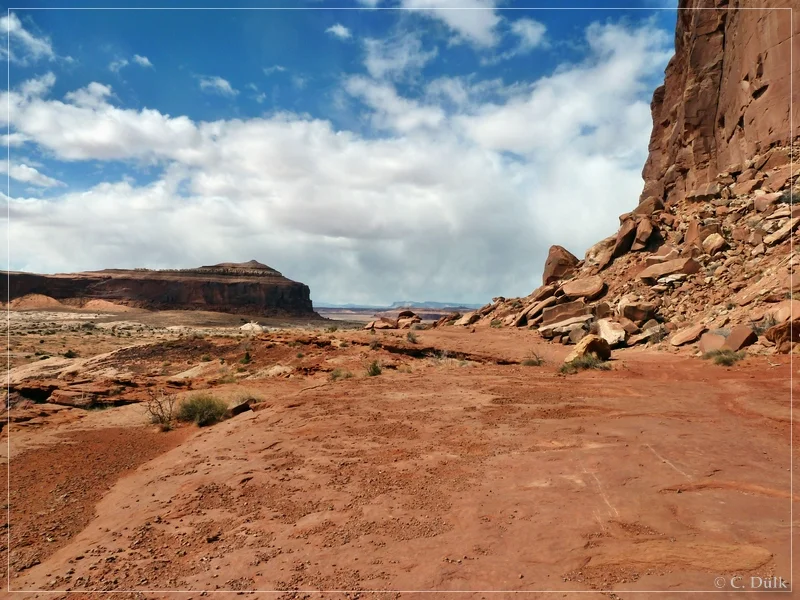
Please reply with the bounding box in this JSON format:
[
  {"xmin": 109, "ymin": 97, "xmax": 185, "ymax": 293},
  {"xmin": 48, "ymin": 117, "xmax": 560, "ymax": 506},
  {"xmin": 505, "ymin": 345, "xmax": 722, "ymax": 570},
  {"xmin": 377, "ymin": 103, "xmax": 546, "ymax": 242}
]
[
  {"xmin": 521, "ymin": 351, "xmax": 544, "ymax": 367},
  {"xmin": 296, "ymin": 352, "xmax": 305, "ymax": 358},
  {"xmin": 326, "ymin": 325, "xmax": 338, "ymax": 333},
  {"xmin": 560, "ymin": 355, "xmax": 611, "ymax": 375},
  {"xmin": 329, "ymin": 368, "xmax": 353, "ymax": 381},
  {"xmin": 751, "ymin": 315, "xmax": 777, "ymax": 336},
  {"xmin": 240, "ymin": 351, "xmax": 251, "ymax": 364},
  {"xmin": 702, "ymin": 349, "xmax": 745, "ymax": 366},
  {"xmin": 490, "ymin": 319, "xmax": 503, "ymax": 328},
  {"xmin": 406, "ymin": 331, "xmax": 418, "ymax": 344},
  {"xmin": 200, "ymin": 354, "xmax": 212, "ymax": 362},
  {"xmin": 411, "ymin": 323, "xmax": 427, "ymax": 330},
  {"xmin": 146, "ymin": 390, "xmax": 177, "ymax": 431},
  {"xmin": 177, "ymin": 393, "xmax": 228, "ymax": 427},
  {"xmin": 366, "ymin": 361, "xmax": 382, "ymax": 377},
  {"xmin": 63, "ymin": 349, "xmax": 78, "ymax": 358},
  {"xmin": 369, "ymin": 338, "xmax": 380, "ymax": 350}
]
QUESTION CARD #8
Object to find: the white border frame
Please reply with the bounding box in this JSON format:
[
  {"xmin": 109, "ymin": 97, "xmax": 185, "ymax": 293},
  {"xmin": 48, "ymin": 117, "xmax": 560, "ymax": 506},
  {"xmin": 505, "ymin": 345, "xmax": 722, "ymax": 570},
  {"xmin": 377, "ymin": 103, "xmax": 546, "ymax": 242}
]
[{"xmin": 4, "ymin": 3, "xmax": 794, "ymax": 595}]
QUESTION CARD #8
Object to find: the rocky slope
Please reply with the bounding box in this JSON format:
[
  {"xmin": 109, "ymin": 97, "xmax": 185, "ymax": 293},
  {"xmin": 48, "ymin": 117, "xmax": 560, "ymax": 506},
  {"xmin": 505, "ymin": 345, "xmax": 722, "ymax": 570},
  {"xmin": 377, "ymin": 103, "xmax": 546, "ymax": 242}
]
[
  {"xmin": 2, "ymin": 260, "xmax": 319, "ymax": 318},
  {"xmin": 445, "ymin": 0, "xmax": 799, "ymax": 356}
]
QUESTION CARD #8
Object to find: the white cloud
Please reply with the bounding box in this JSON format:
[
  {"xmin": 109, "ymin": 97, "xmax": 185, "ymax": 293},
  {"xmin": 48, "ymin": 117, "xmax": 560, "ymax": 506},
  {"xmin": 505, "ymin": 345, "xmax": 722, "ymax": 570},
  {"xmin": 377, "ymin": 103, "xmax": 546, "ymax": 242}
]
[
  {"xmin": 0, "ymin": 12, "xmax": 55, "ymax": 64},
  {"xmin": 401, "ymin": 0, "xmax": 501, "ymax": 47},
  {"xmin": 510, "ymin": 18, "xmax": 547, "ymax": 53},
  {"xmin": 363, "ymin": 32, "xmax": 438, "ymax": 80},
  {"xmin": 326, "ymin": 23, "xmax": 352, "ymax": 40},
  {"xmin": 198, "ymin": 76, "xmax": 239, "ymax": 97},
  {"xmin": 356, "ymin": 0, "xmax": 382, "ymax": 6},
  {"xmin": 109, "ymin": 58, "xmax": 129, "ymax": 73},
  {"xmin": 133, "ymin": 54, "xmax": 153, "ymax": 68},
  {"xmin": 2, "ymin": 21, "xmax": 672, "ymax": 305},
  {"xmin": 263, "ymin": 65, "xmax": 287, "ymax": 75},
  {"xmin": 20, "ymin": 72, "xmax": 56, "ymax": 98},
  {"xmin": 0, "ymin": 162, "xmax": 64, "ymax": 188}
]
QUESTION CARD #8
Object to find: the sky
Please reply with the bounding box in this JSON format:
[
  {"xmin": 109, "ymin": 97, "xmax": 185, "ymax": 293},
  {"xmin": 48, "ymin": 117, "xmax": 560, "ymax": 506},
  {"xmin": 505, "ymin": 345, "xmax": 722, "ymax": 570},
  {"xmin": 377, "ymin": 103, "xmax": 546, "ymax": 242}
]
[{"xmin": 1, "ymin": 0, "xmax": 679, "ymax": 306}]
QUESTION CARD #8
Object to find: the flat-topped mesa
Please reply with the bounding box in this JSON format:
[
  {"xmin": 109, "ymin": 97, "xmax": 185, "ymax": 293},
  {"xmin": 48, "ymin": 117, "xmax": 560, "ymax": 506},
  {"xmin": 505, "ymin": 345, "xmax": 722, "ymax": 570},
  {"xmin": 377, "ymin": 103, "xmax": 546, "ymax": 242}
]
[{"xmin": 3, "ymin": 260, "xmax": 318, "ymax": 318}]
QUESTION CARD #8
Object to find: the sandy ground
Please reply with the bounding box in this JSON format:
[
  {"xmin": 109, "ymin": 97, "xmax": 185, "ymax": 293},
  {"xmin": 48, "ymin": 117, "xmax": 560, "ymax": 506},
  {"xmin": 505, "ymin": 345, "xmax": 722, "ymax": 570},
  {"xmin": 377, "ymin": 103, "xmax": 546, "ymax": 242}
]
[{"xmin": 1, "ymin": 309, "xmax": 797, "ymax": 599}]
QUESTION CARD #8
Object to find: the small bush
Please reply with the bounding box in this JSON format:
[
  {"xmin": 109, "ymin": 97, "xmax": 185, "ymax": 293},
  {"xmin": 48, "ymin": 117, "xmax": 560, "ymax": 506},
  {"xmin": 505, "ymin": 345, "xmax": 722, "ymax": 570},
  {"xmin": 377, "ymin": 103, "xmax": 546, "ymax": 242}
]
[
  {"xmin": 702, "ymin": 349, "xmax": 745, "ymax": 366},
  {"xmin": 369, "ymin": 338, "xmax": 381, "ymax": 350},
  {"xmin": 63, "ymin": 349, "xmax": 78, "ymax": 358},
  {"xmin": 751, "ymin": 315, "xmax": 777, "ymax": 336},
  {"xmin": 146, "ymin": 390, "xmax": 177, "ymax": 431},
  {"xmin": 366, "ymin": 361, "xmax": 382, "ymax": 377},
  {"xmin": 560, "ymin": 355, "xmax": 611, "ymax": 375},
  {"xmin": 406, "ymin": 331, "xmax": 418, "ymax": 344},
  {"xmin": 521, "ymin": 351, "xmax": 544, "ymax": 367},
  {"xmin": 326, "ymin": 325, "xmax": 338, "ymax": 333},
  {"xmin": 329, "ymin": 368, "xmax": 354, "ymax": 381},
  {"xmin": 200, "ymin": 354, "xmax": 212, "ymax": 362},
  {"xmin": 177, "ymin": 394, "xmax": 228, "ymax": 427},
  {"xmin": 490, "ymin": 319, "xmax": 503, "ymax": 328},
  {"xmin": 296, "ymin": 352, "xmax": 305, "ymax": 358}
]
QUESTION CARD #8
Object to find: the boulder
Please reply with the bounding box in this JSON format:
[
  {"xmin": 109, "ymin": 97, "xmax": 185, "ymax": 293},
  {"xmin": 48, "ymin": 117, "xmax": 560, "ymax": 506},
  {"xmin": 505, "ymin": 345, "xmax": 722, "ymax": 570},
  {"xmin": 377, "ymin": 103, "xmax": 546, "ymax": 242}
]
[
  {"xmin": 530, "ymin": 284, "xmax": 557, "ymax": 303},
  {"xmin": 540, "ymin": 299, "xmax": 591, "ymax": 326},
  {"xmin": 585, "ymin": 235, "xmax": 616, "ymax": 269},
  {"xmin": 596, "ymin": 319, "xmax": 627, "ymax": 347},
  {"xmin": 698, "ymin": 332, "xmax": 726, "ymax": 354},
  {"xmin": 560, "ymin": 276, "xmax": 606, "ymax": 301},
  {"xmin": 754, "ymin": 192, "xmax": 782, "ymax": 212},
  {"xmin": 434, "ymin": 313, "xmax": 460, "ymax": 327},
  {"xmin": 397, "ymin": 310, "xmax": 417, "ymax": 319},
  {"xmin": 669, "ymin": 323, "xmax": 707, "ymax": 347},
  {"xmin": 398, "ymin": 315, "xmax": 421, "ymax": 329},
  {"xmin": 702, "ymin": 233, "xmax": 728, "ymax": 256},
  {"xmin": 618, "ymin": 300, "xmax": 657, "ymax": 324},
  {"xmin": 722, "ymin": 325, "xmax": 757, "ymax": 352},
  {"xmin": 631, "ymin": 218, "xmax": 655, "ymax": 251},
  {"xmin": 454, "ymin": 312, "xmax": 480, "ymax": 327},
  {"xmin": 763, "ymin": 217, "xmax": 799, "ymax": 246},
  {"xmin": 764, "ymin": 319, "xmax": 800, "ymax": 349},
  {"xmin": 374, "ymin": 319, "xmax": 396, "ymax": 330},
  {"xmin": 240, "ymin": 322, "xmax": 265, "ymax": 333},
  {"xmin": 634, "ymin": 196, "xmax": 665, "ymax": 216},
  {"xmin": 538, "ymin": 314, "xmax": 594, "ymax": 339},
  {"xmin": 542, "ymin": 245, "xmax": 579, "ymax": 285},
  {"xmin": 638, "ymin": 258, "xmax": 701, "ymax": 283},
  {"xmin": 764, "ymin": 300, "xmax": 800, "ymax": 324},
  {"xmin": 568, "ymin": 327, "xmax": 588, "ymax": 345},
  {"xmin": 513, "ymin": 295, "xmax": 557, "ymax": 327},
  {"xmin": 612, "ymin": 217, "xmax": 638, "ymax": 258},
  {"xmin": 564, "ymin": 334, "xmax": 611, "ymax": 364}
]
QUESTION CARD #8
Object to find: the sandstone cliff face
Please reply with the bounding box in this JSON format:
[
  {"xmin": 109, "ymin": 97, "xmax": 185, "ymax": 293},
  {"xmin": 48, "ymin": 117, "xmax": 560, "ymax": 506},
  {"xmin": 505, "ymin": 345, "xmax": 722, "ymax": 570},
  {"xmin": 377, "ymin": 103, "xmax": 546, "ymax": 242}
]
[
  {"xmin": 456, "ymin": 0, "xmax": 800, "ymax": 355},
  {"xmin": 642, "ymin": 0, "xmax": 799, "ymax": 206},
  {"xmin": 3, "ymin": 260, "xmax": 318, "ymax": 318}
]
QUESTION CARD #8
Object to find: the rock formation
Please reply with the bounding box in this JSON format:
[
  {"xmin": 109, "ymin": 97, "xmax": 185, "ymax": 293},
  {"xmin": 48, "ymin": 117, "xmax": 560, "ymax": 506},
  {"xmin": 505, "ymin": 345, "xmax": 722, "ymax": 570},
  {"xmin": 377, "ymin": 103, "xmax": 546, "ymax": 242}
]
[
  {"xmin": 445, "ymin": 0, "xmax": 799, "ymax": 355},
  {"xmin": 2, "ymin": 260, "xmax": 318, "ymax": 318}
]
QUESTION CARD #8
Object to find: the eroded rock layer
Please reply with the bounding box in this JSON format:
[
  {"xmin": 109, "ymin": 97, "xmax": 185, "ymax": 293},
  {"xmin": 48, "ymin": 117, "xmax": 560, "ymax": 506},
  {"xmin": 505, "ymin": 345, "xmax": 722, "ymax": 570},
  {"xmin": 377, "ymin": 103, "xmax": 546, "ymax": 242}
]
[{"xmin": 3, "ymin": 260, "xmax": 318, "ymax": 318}]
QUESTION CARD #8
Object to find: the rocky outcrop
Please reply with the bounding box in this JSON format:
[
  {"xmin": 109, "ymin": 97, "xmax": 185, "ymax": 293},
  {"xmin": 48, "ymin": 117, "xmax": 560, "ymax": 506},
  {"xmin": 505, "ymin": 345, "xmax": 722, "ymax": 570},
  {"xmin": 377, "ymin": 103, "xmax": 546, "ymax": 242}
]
[
  {"xmin": 457, "ymin": 1, "xmax": 799, "ymax": 355},
  {"xmin": 2, "ymin": 260, "xmax": 318, "ymax": 318}
]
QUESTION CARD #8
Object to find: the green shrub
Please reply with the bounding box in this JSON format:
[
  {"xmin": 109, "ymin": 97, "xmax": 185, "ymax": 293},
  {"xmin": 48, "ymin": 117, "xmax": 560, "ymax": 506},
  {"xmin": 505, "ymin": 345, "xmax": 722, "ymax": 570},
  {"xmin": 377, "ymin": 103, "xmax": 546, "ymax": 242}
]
[
  {"xmin": 702, "ymin": 349, "xmax": 745, "ymax": 366},
  {"xmin": 329, "ymin": 368, "xmax": 353, "ymax": 381},
  {"xmin": 296, "ymin": 352, "xmax": 305, "ymax": 358},
  {"xmin": 326, "ymin": 325, "xmax": 338, "ymax": 333},
  {"xmin": 560, "ymin": 355, "xmax": 611, "ymax": 375},
  {"xmin": 63, "ymin": 349, "xmax": 78, "ymax": 358},
  {"xmin": 406, "ymin": 331, "xmax": 418, "ymax": 344},
  {"xmin": 177, "ymin": 394, "xmax": 228, "ymax": 427},
  {"xmin": 366, "ymin": 361, "xmax": 382, "ymax": 377},
  {"xmin": 490, "ymin": 319, "xmax": 503, "ymax": 328},
  {"xmin": 240, "ymin": 351, "xmax": 251, "ymax": 364},
  {"xmin": 200, "ymin": 354, "xmax": 212, "ymax": 362},
  {"xmin": 521, "ymin": 352, "xmax": 544, "ymax": 367}
]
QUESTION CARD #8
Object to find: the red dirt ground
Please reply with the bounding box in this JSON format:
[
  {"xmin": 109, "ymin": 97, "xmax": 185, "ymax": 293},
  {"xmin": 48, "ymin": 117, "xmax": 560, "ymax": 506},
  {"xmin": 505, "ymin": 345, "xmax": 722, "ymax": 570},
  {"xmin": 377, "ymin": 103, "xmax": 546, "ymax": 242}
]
[{"xmin": 2, "ymin": 324, "xmax": 797, "ymax": 599}]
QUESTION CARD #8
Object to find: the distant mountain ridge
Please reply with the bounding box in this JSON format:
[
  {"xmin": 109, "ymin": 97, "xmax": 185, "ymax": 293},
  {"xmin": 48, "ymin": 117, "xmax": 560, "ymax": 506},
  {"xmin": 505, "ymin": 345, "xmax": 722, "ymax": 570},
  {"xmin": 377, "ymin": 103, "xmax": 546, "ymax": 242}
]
[{"xmin": 315, "ymin": 300, "xmax": 483, "ymax": 310}]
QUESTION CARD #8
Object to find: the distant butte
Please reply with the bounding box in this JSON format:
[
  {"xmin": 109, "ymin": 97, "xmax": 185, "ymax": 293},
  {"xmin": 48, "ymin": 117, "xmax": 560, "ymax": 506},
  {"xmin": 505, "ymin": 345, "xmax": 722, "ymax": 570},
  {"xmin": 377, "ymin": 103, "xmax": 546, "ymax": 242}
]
[{"xmin": 2, "ymin": 261, "xmax": 318, "ymax": 318}]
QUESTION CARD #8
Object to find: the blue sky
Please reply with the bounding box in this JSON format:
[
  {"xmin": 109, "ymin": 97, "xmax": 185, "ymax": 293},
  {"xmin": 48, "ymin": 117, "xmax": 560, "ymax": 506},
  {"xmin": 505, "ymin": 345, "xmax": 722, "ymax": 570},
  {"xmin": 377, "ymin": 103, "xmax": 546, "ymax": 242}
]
[{"xmin": 2, "ymin": 1, "xmax": 678, "ymax": 305}]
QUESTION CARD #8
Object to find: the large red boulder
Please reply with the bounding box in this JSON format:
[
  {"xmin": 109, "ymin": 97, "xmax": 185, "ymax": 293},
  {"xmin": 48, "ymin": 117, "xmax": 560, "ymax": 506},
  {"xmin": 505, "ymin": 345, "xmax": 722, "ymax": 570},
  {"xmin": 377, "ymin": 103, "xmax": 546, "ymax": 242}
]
[{"xmin": 542, "ymin": 245, "xmax": 579, "ymax": 285}]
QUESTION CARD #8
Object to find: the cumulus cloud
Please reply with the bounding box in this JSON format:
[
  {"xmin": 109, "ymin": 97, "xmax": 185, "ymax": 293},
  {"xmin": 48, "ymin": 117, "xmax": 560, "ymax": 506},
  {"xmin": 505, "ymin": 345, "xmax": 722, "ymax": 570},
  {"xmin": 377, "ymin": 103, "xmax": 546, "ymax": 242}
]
[
  {"xmin": 510, "ymin": 18, "xmax": 547, "ymax": 53},
  {"xmin": 263, "ymin": 65, "xmax": 287, "ymax": 75},
  {"xmin": 109, "ymin": 58, "xmax": 129, "ymax": 73},
  {"xmin": 133, "ymin": 54, "xmax": 153, "ymax": 68},
  {"xmin": 401, "ymin": 0, "xmax": 501, "ymax": 48},
  {"xmin": 2, "ymin": 21, "xmax": 672, "ymax": 305},
  {"xmin": 0, "ymin": 12, "xmax": 55, "ymax": 64},
  {"xmin": 363, "ymin": 32, "xmax": 438, "ymax": 81},
  {"xmin": 0, "ymin": 162, "xmax": 64, "ymax": 188},
  {"xmin": 198, "ymin": 76, "xmax": 238, "ymax": 97},
  {"xmin": 326, "ymin": 23, "xmax": 352, "ymax": 40}
]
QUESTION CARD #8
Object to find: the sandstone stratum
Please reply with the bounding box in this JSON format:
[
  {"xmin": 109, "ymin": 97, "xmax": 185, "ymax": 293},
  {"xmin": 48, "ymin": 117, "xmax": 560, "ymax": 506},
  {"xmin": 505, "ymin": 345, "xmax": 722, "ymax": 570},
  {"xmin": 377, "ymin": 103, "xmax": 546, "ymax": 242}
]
[
  {"xmin": 450, "ymin": 0, "xmax": 799, "ymax": 357},
  {"xmin": 1, "ymin": 260, "xmax": 318, "ymax": 318}
]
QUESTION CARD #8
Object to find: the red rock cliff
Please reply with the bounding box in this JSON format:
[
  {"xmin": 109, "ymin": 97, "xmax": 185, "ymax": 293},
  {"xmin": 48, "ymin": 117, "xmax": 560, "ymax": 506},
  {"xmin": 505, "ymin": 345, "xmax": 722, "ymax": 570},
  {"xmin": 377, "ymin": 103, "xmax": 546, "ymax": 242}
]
[{"xmin": 641, "ymin": 0, "xmax": 799, "ymax": 206}]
